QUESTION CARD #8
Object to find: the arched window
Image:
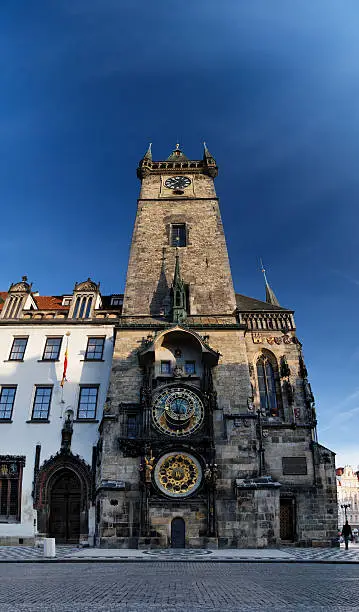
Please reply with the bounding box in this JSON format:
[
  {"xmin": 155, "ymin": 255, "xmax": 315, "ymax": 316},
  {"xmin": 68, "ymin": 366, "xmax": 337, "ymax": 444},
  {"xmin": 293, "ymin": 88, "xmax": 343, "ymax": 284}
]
[
  {"xmin": 256, "ymin": 353, "xmax": 281, "ymax": 417},
  {"xmin": 73, "ymin": 297, "xmax": 81, "ymax": 319},
  {"xmin": 85, "ymin": 297, "xmax": 93, "ymax": 319},
  {"xmin": 78, "ymin": 297, "xmax": 86, "ymax": 319}
]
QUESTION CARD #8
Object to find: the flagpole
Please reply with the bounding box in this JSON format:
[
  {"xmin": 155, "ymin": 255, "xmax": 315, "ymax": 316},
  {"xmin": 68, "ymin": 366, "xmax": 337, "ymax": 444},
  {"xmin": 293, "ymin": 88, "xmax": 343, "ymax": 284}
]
[{"xmin": 60, "ymin": 332, "xmax": 70, "ymax": 412}]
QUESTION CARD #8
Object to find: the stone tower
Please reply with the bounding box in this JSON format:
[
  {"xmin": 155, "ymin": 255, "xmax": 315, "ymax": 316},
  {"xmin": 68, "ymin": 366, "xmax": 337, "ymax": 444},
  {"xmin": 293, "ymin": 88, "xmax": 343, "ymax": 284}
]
[{"xmin": 96, "ymin": 145, "xmax": 337, "ymax": 549}]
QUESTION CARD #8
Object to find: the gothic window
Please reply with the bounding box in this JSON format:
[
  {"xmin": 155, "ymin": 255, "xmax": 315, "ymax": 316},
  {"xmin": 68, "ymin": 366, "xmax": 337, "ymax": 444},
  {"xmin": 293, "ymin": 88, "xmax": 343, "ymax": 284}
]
[
  {"xmin": 85, "ymin": 337, "xmax": 105, "ymax": 360},
  {"xmin": 77, "ymin": 386, "xmax": 99, "ymax": 419},
  {"xmin": 9, "ymin": 337, "xmax": 28, "ymax": 361},
  {"xmin": 42, "ymin": 337, "xmax": 62, "ymax": 360},
  {"xmin": 31, "ymin": 386, "xmax": 53, "ymax": 420},
  {"xmin": 0, "ymin": 457, "xmax": 25, "ymax": 522},
  {"xmin": 0, "ymin": 387, "xmax": 17, "ymax": 420},
  {"xmin": 171, "ymin": 224, "xmax": 186, "ymax": 247},
  {"xmin": 256, "ymin": 353, "xmax": 282, "ymax": 417}
]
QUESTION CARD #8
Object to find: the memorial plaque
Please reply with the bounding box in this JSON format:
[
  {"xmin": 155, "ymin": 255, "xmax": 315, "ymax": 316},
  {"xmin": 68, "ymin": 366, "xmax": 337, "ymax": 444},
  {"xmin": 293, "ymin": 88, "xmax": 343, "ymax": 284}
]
[{"xmin": 282, "ymin": 456, "xmax": 307, "ymax": 475}]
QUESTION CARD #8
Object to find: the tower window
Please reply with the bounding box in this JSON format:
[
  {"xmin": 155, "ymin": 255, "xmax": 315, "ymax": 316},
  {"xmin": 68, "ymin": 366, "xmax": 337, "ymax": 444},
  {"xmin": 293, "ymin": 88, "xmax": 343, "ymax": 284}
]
[
  {"xmin": 127, "ymin": 414, "xmax": 138, "ymax": 439},
  {"xmin": 171, "ymin": 224, "xmax": 186, "ymax": 247}
]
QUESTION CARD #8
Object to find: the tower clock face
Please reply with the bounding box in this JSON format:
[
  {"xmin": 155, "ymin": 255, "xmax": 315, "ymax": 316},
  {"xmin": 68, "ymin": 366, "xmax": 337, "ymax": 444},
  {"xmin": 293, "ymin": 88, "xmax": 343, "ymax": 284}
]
[
  {"xmin": 154, "ymin": 452, "xmax": 202, "ymax": 497},
  {"xmin": 152, "ymin": 387, "xmax": 204, "ymax": 437},
  {"xmin": 164, "ymin": 176, "xmax": 191, "ymax": 190}
]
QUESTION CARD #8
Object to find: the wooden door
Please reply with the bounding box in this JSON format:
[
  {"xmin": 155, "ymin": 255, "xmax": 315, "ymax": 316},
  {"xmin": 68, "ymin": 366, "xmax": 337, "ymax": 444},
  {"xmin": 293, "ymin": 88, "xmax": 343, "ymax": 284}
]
[
  {"xmin": 49, "ymin": 471, "xmax": 81, "ymax": 543},
  {"xmin": 280, "ymin": 498, "xmax": 294, "ymax": 541},
  {"xmin": 171, "ymin": 517, "xmax": 185, "ymax": 548}
]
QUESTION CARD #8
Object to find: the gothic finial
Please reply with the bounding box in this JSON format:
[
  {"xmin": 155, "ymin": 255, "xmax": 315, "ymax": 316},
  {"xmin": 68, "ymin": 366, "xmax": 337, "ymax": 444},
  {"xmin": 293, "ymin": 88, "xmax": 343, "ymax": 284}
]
[
  {"xmin": 22, "ymin": 275, "xmax": 28, "ymax": 282},
  {"xmin": 260, "ymin": 259, "xmax": 280, "ymax": 306}
]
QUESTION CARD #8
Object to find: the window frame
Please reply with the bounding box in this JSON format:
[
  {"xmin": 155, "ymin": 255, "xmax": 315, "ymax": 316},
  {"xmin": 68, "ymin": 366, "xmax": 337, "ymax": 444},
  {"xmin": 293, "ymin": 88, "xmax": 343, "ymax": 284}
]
[
  {"xmin": 127, "ymin": 414, "xmax": 138, "ymax": 439},
  {"xmin": 77, "ymin": 385, "xmax": 99, "ymax": 420},
  {"xmin": 9, "ymin": 337, "xmax": 28, "ymax": 361},
  {"xmin": 85, "ymin": 337, "xmax": 105, "ymax": 361},
  {"xmin": 0, "ymin": 386, "xmax": 17, "ymax": 421},
  {"xmin": 42, "ymin": 336, "xmax": 63, "ymax": 361},
  {"xmin": 184, "ymin": 361, "xmax": 196, "ymax": 375},
  {"xmin": 31, "ymin": 386, "xmax": 53, "ymax": 421},
  {"xmin": 170, "ymin": 223, "xmax": 187, "ymax": 247},
  {"xmin": 160, "ymin": 360, "xmax": 171, "ymax": 375}
]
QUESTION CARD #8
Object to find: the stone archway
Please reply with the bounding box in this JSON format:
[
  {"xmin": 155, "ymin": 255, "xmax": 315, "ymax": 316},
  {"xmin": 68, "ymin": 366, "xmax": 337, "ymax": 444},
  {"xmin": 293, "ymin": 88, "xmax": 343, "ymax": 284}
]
[{"xmin": 34, "ymin": 451, "xmax": 92, "ymax": 543}]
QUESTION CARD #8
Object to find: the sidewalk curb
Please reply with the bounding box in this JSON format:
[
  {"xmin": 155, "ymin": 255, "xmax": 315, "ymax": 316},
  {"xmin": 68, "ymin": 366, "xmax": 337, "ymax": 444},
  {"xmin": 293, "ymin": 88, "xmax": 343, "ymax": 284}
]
[{"xmin": 0, "ymin": 558, "xmax": 358, "ymax": 564}]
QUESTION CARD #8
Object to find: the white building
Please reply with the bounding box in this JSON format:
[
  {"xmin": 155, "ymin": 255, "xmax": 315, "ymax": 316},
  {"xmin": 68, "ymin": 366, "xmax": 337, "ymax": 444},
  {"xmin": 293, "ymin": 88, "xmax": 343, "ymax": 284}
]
[
  {"xmin": 0, "ymin": 276, "xmax": 122, "ymax": 545},
  {"xmin": 336, "ymin": 465, "xmax": 359, "ymax": 529}
]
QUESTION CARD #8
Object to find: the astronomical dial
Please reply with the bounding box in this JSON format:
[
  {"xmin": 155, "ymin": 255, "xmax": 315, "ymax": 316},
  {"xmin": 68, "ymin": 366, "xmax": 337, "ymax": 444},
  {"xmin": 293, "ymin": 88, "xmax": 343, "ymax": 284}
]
[
  {"xmin": 152, "ymin": 387, "xmax": 204, "ymax": 437},
  {"xmin": 164, "ymin": 176, "xmax": 191, "ymax": 190},
  {"xmin": 154, "ymin": 452, "xmax": 202, "ymax": 498}
]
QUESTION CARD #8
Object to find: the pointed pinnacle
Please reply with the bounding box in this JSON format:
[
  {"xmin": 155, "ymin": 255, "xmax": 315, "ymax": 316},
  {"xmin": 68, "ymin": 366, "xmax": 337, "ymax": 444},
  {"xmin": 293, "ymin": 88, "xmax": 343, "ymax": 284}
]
[
  {"xmin": 260, "ymin": 259, "xmax": 280, "ymax": 306},
  {"xmin": 143, "ymin": 143, "xmax": 152, "ymax": 160}
]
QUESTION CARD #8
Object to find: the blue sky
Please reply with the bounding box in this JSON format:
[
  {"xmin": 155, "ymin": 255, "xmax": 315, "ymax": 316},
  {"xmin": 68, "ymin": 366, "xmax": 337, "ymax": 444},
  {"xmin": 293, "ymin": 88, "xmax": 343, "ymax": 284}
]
[{"xmin": 1, "ymin": 1, "xmax": 358, "ymax": 467}]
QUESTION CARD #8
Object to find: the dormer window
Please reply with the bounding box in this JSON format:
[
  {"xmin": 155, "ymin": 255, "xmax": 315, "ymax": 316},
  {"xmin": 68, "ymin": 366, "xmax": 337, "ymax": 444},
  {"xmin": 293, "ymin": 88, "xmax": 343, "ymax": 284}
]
[
  {"xmin": 111, "ymin": 296, "xmax": 123, "ymax": 307},
  {"xmin": 70, "ymin": 278, "xmax": 99, "ymax": 319},
  {"xmin": 73, "ymin": 296, "xmax": 93, "ymax": 319},
  {"xmin": 62, "ymin": 297, "xmax": 72, "ymax": 307}
]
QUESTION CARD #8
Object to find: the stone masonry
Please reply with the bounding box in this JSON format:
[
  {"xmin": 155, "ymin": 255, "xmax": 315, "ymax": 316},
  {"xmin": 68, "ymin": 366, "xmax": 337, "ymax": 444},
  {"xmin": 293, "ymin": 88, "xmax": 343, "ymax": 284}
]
[{"xmin": 96, "ymin": 145, "xmax": 337, "ymax": 549}]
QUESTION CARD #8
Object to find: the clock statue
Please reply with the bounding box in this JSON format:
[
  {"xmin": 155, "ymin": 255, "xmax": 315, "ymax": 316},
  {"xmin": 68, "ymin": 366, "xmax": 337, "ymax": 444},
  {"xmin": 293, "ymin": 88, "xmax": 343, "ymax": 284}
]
[
  {"xmin": 152, "ymin": 387, "xmax": 204, "ymax": 437},
  {"xmin": 164, "ymin": 176, "xmax": 191, "ymax": 190},
  {"xmin": 154, "ymin": 452, "xmax": 202, "ymax": 497}
]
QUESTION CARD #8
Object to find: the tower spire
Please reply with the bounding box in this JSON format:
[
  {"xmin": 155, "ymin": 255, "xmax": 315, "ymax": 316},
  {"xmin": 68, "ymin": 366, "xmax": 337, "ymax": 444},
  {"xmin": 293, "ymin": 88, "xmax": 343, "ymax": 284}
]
[
  {"xmin": 143, "ymin": 142, "xmax": 152, "ymax": 161},
  {"xmin": 260, "ymin": 259, "xmax": 280, "ymax": 306},
  {"xmin": 171, "ymin": 249, "xmax": 187, "ymax": 323}
]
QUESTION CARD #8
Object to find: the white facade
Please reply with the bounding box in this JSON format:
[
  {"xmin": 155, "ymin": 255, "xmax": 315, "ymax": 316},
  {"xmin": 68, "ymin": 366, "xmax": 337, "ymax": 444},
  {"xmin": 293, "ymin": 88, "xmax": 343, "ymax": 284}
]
[
  {"xmin": 337, "ymin": 465, "xmax": 359, "ymax": 529},
  {"xmin": 0, "ymin": 321, "xmax": 114, "ymax": 543}
]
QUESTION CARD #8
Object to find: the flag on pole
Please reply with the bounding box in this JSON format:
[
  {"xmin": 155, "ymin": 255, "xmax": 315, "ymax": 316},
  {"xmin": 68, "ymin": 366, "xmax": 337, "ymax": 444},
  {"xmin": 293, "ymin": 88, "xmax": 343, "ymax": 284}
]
[{"xmin": 60, "ymin": 344, "xmax": 68, "ymax": 387}]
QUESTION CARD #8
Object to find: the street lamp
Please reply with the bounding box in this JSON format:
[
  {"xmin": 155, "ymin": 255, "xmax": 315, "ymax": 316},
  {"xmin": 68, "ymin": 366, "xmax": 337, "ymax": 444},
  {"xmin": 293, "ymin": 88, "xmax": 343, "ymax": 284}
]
[{"xmin": 341, "ymin": 502, "xmax": 351, "ymax": 521}]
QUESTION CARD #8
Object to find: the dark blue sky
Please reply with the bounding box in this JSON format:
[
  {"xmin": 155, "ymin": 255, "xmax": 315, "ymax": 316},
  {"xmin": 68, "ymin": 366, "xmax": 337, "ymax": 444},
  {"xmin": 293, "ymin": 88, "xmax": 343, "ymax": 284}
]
[{"xmin": 1, "ymin": 1, "xmax": 358, "ymax": 465}]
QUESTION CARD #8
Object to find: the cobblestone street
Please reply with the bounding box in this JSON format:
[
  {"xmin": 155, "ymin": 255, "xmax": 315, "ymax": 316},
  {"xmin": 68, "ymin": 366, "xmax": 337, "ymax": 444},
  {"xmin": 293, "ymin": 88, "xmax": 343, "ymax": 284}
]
[{"xmin": 0, "ymin": 562, "xmax": 358, "ymax": 611}]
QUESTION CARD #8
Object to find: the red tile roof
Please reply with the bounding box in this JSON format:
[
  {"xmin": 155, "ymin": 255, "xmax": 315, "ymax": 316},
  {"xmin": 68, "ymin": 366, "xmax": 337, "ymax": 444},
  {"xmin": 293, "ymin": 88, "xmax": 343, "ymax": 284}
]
[
  {"xmin": 34, "ymin": 296, "xmax": 68, "ymax": 310},
  {"xmin": 0, "ymin": 292, "xmax": 8, "ymax": 311}
]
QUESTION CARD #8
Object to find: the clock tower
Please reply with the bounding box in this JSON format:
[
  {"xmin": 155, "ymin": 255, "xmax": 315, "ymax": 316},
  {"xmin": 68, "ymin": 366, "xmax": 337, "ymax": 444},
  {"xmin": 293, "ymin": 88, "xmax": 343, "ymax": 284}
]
[{"xmin": 96, "ymin": 145, "xmax": 337, "ymax": 549}]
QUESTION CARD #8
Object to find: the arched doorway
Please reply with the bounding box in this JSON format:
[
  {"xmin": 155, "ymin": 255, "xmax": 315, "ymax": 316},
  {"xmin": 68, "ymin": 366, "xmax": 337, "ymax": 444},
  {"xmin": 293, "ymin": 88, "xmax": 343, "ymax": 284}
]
[
  {"xmin": 171, "ymin": 517, "xmax": 185, "ymax": 548},
  {"xmin": 49, "ymin": 470, "xmax": 81, "ymax": 543}
]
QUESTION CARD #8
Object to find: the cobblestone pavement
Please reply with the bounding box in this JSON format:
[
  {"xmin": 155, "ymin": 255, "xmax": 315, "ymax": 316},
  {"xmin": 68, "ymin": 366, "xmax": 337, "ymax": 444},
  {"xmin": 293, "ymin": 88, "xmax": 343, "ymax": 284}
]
[
  {"xmin": 0, "ymin": 562, "xmax": 358, "ymax": 611},
  {"xmin": 0, "ymin": 543, "xmax": 359, "ymax": 563}
]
